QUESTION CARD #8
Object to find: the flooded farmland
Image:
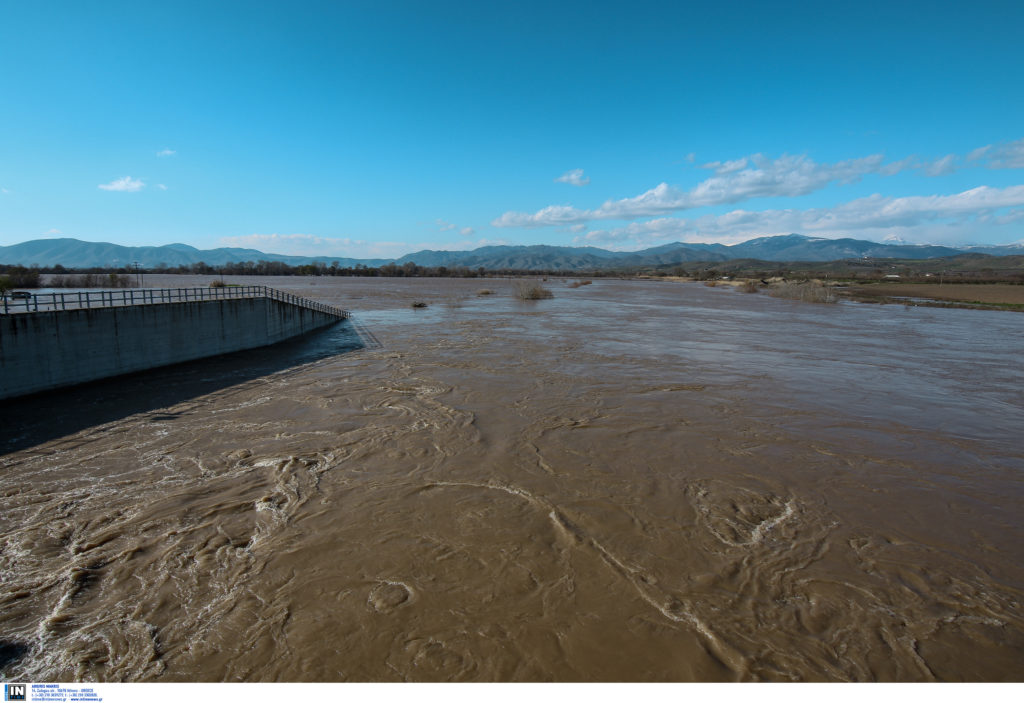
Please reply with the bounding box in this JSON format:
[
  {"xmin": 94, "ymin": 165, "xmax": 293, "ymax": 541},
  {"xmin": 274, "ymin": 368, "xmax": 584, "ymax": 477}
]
[{"xmin": 1, "ymin": 276, "xmax": 1022, "ymax": 682}]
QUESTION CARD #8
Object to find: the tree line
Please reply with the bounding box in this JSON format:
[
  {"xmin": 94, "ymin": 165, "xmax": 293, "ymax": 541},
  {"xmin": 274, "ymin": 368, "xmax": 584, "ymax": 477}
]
[{"xmin": 2, "ymin": 260, "xmax": 617, "ymax": 282}]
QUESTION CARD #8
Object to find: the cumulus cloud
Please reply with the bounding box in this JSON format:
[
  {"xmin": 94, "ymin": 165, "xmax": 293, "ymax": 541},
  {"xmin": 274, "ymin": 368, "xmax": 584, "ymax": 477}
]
[
  {"xmin": 924, "ymin": 154, "xmax": 958, "ymax": 177},
  {"xmin": 984, "ymin": 138, "xmax": 1024, "ymax": 169},
  {"xmin": 575, "ymin": 185, "xmax": 1024, "ymax": 248},
  {"xmin": 555, "ymin": 169, "xmax": 590, "ymax": 186},
  {"xmin": 437, "ymin": 219, "xmax": 475, "ymax": 236},
  {"xmin": 967, "ymin": 145, "xmax": 991, "ymax": 161},
  {"xmin": 700, "ymin": 157, "xmax": 749, "ymax": 174},
  {"xmin": 99, "ymin": 176, "xmax": 145, "ymax": 192},
  {"xmin": 156, "ymin": 149, "xmax": 176, "ymax": 157},
  {"xmin": 962, "ymin": 138, "xmax": 1024, "ymax": 169},
  {"xmin": 492, "ymin": 204, "xmax": 587, "ymax": 228},
  {"xmin": 994, "ymin": 208, "xmax": 1024, "ymax": 225},
  {"xmin": 879, "ymin": 155, "xmax": 921, "ymax": 176},
  {"xmin": 495, "ymin": 153, "xmax": 899, "ymax": 228}
]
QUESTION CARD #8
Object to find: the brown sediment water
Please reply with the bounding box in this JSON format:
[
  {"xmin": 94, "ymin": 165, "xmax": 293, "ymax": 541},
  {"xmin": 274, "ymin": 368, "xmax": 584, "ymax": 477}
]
[{"xmin": 1, "ymin": 276, "xmax": 1022, "ymax": 682}]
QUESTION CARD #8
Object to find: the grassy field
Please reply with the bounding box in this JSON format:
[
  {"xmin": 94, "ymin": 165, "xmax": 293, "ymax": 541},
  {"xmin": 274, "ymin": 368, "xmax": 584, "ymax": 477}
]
[{"xmin": 847, "ymin": 283, "xmax": 1024, "ymax": 308}]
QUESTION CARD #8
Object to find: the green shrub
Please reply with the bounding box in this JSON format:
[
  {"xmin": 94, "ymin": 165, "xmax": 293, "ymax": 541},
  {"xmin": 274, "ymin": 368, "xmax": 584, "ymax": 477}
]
[
  {"xmin": 514, "ymin": 280, "xmax": 554, "ymax": 300},
  {"xmin": 768, "ymin": 281, "xmax": 837, "ymax": 304}
]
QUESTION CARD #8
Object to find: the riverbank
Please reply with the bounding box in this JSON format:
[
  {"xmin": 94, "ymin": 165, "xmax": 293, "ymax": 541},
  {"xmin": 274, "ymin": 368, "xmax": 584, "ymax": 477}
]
[{"xmin": 844, "ymin": 282, "xmax": 1024, "ymax": 310}]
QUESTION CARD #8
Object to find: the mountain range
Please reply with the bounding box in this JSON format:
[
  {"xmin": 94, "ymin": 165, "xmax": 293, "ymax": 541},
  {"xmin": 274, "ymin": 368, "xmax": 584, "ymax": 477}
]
[{"xmin": 1, "ymin": 235, "xmax": 1022, "ymax": 271}]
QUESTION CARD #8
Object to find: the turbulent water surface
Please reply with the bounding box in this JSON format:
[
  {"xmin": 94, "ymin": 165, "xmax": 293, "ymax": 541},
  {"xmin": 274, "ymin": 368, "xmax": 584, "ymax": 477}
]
[{"xmin": 1, "ymin": 276, "xmax": 1022, "ymax": 682}]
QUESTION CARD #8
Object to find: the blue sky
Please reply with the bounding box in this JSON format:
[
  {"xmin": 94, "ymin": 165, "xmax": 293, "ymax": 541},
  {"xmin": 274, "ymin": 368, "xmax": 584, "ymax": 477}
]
[{"xmin": 1, "ymin": 0, "xmax": 1023, "ymax": 258}]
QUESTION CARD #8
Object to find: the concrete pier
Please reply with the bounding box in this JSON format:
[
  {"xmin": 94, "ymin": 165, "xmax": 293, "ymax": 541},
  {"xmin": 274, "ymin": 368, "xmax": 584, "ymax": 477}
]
[{"xmin": 0, "ymin": 289, "xmax": 347, "ymax": 399}]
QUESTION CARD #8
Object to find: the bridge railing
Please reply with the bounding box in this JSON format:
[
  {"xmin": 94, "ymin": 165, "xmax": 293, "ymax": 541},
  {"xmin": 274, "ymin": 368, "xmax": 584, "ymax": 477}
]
[{"xmin": 0, "ymin": 286, "xmax": 349, "ymax": 319}]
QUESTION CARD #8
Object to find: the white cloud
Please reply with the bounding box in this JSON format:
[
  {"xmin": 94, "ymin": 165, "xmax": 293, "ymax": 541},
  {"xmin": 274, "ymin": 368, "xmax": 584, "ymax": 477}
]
[
  {"xmin": 99, "ymin": 176, "xmax": 145, "ymax": 192},
  {"xmin": 495, "ymin": 153, "xmax": 896, "ymax": 228},
  {"xmin": 437, "ymin": 219, "xmax": 475, "ymax": 236},
  {"xmin": 923, "ymin": 154, "xmax": 957, "ymax": 177},
  {"xmin": 157, "ymin": 149, "xmax": 176, "ymax": 157},
  {"xmin": 967, "ymin": 145, "xmax": 991, "ymax": 161},
  {"xmin": 700, "ymin": 157, "xmax": 749, "ymax": 174},
  {"xmin": 984, "ymin": 138, "xmax": 1024, "ymax": 169},
  {"xmin": 685, "ymin": 153, "xmax": 696, "ymax": 163},
  {"xmin": 45, "ymin": 228, "xmax": 62, "ymax": 235},
  {"xmin": 492, "ymin": 203, "xmax": 588, "ymax": 228},
  {"xmin": 879, "ymin": 155, "xmax": 919, "ymax": 176},
  {"xmin": 994, "ymin": 208, "xmax": 1024, "ymax": 225},
  {"xmin": 157, "ymin": 184, "xmax": 168, "ymax": 190},
  {"xmin": 575, "ymin": 185, "xmax": 1024, "ymax": 248},
  {"xmin": 555, "ymin": 169, "xmax": 590, "ymax": 186},
  {"xmin": 962, "ymin": 138, "xmax": 1024, "ymax": 169},
  {"xmin": 1, "ymin": 187, "xmax": 9, "ymax": 194}
]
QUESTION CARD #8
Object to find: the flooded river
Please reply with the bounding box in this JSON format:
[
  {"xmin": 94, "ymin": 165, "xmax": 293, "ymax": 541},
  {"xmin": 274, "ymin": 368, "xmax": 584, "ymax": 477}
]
[{"xmin": 1, "ymin": 276, "xmax": 1022, "ymax": 682}]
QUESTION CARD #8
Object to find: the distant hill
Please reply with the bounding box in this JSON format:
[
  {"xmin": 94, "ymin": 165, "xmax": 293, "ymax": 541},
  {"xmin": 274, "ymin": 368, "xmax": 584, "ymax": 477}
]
[
  {"xmin": 2, "ymin": 234, "xmax": 1022, "ymax": 271},
  {"xmin": 0, "ymin": 238, "xmax": 387, "ymax": 269}
]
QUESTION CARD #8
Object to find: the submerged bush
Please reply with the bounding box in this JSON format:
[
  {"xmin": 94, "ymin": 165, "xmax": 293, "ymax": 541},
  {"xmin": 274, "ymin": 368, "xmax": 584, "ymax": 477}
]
[
  {"xmin": 768, "ymin": 281, "xmax": 837, "ymax": 304},
  {"xmin": 477, "ymin": 289, "xmax": 493, "ymax": 295},
  {"xmin": 411, "ymin": 301, "xmax": 428, "ymax": 308},
  {"xmin": 740, "ymin": 280, "xmax": 760, "ymax": 293},
  {"xmin": 513, "ymin": 280, "xmax": 554, "ymax": 300},
  {"xmin": 0, "ymin": 266, "xmax": 41, "ymax": 288},
  {"xmin": 49, "ymin": 273, "xmax": 135, "ymax": 288}
]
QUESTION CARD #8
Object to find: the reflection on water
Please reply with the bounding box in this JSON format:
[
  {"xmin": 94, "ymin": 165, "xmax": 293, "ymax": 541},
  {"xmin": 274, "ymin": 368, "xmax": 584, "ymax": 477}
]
[
  {"xmin": 0, "ymin": 276, "xmax": 1022, "ymax": 682},
  {"xmin": 0, "ymin": 321, "xmax": 364, "ymax": 454}
]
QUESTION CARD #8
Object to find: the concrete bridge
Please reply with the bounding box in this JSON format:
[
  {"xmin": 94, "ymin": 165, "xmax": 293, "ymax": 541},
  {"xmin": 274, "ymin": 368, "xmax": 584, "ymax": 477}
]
[{"xmin": 0, "ymin": 286, "xmax": 349, "ymax": 400}]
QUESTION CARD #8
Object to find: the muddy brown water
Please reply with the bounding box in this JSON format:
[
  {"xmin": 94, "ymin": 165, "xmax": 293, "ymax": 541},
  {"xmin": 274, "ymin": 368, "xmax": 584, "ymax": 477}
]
[{"xmin": 1, "ymin": 276, "xmax": 1022, "ymax": 682}]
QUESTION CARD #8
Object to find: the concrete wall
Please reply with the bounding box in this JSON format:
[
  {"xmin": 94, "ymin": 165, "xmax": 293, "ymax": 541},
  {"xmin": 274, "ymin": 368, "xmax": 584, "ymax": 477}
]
[{"xmin": 0, "ymin": 298, "xmax": 341, "ymax": 399}]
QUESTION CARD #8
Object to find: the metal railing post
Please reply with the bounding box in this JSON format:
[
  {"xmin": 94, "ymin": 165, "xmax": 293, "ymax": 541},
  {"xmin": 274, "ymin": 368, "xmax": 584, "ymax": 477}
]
[{"xmin": 0, "ymin": 284, "xmax": 347, "ymax": 318}]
